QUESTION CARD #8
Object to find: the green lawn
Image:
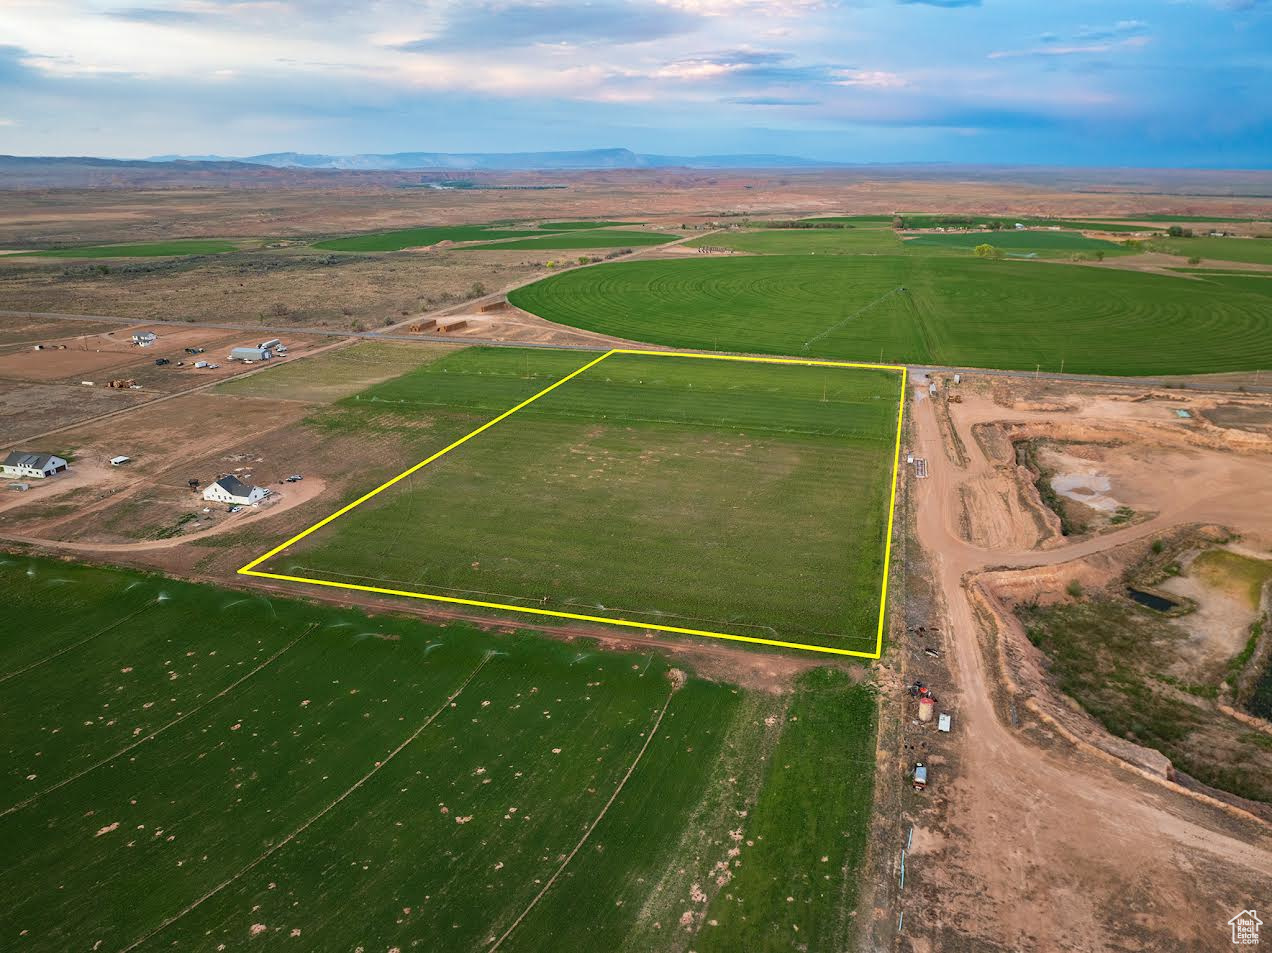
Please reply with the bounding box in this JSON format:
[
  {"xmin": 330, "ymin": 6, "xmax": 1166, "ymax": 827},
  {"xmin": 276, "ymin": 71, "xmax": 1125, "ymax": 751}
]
[
  {"xmin": 508, "ymin": 255, "xmax": 1272, "ymax": 376},
  {"xmin": 462, "ymin": 230, "xmax": 677, "ymax": 250},
  {"xmin": 902, "ymin": 229, "xmax": 1129, "ymax": 257},
  {"xmin": 1144, "ymin": 235, "xmax": 1272, "ymax": 265},
  {"xmin": 19, "ymin": 240, "xmax": 239, "ymax": 258},
  {"xmin": 312, "ymin": 226, "xmax": 553, "ymax": 252},
  {"xmin": 262, "ymin": 347, "xmax": 900, "ymax": 654},
  {"xmin": 0, "ymin": 556, "xmax": 878, "ymax": 952},
  {"xmin": 538, "ymin": 221, "xmax": 640, "ymax": 230},
  {"xmin": 689, "ymin": 228, "xmax": 905, "ymax": 255}
]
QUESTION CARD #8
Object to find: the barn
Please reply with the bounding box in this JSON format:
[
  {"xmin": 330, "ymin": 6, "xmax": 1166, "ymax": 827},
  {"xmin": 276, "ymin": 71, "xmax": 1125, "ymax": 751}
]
[
  {"xmin": 2, "ymin": 451, "xmax": 69, "ymax": 479},
  {"xmin": 203, "ymin": 475, "xmax": 269, "ymax": 506}
]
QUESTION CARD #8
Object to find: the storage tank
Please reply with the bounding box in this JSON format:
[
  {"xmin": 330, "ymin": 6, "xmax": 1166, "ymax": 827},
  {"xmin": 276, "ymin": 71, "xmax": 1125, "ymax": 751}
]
[{"xmin": 918, "ymin": 696, "xmax": 935, "ymax": 723}]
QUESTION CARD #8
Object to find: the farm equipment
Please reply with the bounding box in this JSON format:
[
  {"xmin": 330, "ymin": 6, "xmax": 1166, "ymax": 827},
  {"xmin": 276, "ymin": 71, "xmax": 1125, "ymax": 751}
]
[
  {"xmin": 107, "ymin": 378, "xmax": 137, "ymax": 389},
  {"xmin": 185, "ymin": 347, "xmax": 205, "ymax": 354},
  {"xmin": 947, "ymin": 393, "xmax": 963, "ymax": 403}
]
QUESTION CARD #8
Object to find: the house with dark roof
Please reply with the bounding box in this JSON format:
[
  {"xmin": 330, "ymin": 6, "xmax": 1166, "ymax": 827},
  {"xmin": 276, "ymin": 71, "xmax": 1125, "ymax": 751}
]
[
  {"xmin": 202, "ymin": 475, "xmax": 269, "ymax": 506},
  {"xmin": 2, "ymin": 451, "xmax": 69, "ymax": 479}
]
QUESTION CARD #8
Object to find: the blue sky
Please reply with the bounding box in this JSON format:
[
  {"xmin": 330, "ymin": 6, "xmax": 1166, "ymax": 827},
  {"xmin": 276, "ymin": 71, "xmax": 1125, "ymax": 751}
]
[{"xmin": 0, "ymin": 0, "xmax": 1269, "ymax": 166}]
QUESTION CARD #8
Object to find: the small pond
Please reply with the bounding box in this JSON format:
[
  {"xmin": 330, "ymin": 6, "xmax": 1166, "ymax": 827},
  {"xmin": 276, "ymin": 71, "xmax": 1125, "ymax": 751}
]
[{"xmin": 1126, "ymin": 587, "xmax": 1179, "ymax": 612}]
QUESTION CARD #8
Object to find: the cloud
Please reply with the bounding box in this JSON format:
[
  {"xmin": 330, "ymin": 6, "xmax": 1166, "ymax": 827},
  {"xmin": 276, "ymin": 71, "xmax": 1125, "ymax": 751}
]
[
  {"xmin": 658, "ymin": 0, "xmax": 832, "ymax": 13},
  {"xmin": 652, "ymin": 48, "xmax": 846, "ymax": 83},
  {"xmin": 989, "ymin": 35, "xmax": 1149, "ymax": 59},
  {"xmin": 724, "ymin": 95, "xmax": 819, "ymax": 105},
  {"xmin": 897, "ymin": 0, "xmax": 981, "ymax": 8},
  {"xmin": 103, "ymin": 7, "xmax": 210, "ymax": 24},
  {"xmin": 398, "ymin": 2, "xmax": 694, "ymax": 51},
  {"xmin": 833, "ymin": 69, "xmax": 908, "ymax": 88}
]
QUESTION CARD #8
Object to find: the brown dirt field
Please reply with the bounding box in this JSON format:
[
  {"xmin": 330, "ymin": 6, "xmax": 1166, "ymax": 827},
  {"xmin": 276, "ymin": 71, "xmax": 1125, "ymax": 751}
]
[
  {"xmin": 3, "ymin": 171, "xmax": 1270, "ymax": 245},
  {"xmin": 0, "ymin": 250, "xmax": 558, "ymax": 333},
  {"xmin": 891, "ymin": 373, "xmax": 1272, "ymax": 952}
]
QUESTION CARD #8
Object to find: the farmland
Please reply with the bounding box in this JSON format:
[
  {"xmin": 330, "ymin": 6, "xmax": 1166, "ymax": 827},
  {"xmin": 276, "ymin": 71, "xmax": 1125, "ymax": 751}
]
[
  {"xmin": 901, "ymin": 230, "xmax": 1128, "ymax": 257},
  {"xmin": 508, "ymin": 255, "xmax": 1272, "ymax": 376},
  {"xmin": 254, "ymin": 347, "xmax": 901, "ymax": 655},
  {"xmin": 463, "ymin": 230, "xmax": 677, "ymax": 250},
  {"xmin": 689, "ymin": 228, "xmax": 905, "ymax": 255},
  {"xmin": 538, "ymin": 221, "xmax": 640, "ymax": 229},
  {"xmin": 892, "ymin": 214, "xmax": 1147, "ymax": 233},
  {"xmin": 1144, "ymin": 235, "xmax": 1272, "ymax": 265},
  {"xmin": 17, "ymin": 240, "xmax": 240, "ymax": 258},
  {"xmin": 312, "ymin": 225, "xmax": 553, "ymax": 251},
  {"xmin": 0, "ymin": 556, "xmax": 877, "ymax": 953}
]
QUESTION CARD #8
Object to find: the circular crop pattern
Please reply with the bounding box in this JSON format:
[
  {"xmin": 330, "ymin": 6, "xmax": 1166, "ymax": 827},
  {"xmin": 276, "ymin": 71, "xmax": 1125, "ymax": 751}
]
[{"xmin": 509, "ymin": 256, "xmax": 1272, "ymax": 376}]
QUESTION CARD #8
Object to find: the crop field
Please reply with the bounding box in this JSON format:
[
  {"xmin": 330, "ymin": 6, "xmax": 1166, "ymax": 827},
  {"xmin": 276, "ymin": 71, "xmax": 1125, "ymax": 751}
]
[
  {"xmin": 508, "ymin": 255, "xmax": 1272, "ymax": 376},
  {"xmin": 538, "ymin": 221, "xmax": 639, "ymax": 229},
  {"xmin": 689, "ymin": 228, "xmax": 905, "ymax": 255},
  {"xmin": 312, "ymin": 226, "xmax": 554, "ymax": 252},
  {"xmin": 0, "ymin": 557, "xmax": 877, "ymax": 952},
  {"xmin": 1144, "ymin": 235, "xmax": 1272, "ymax": 265},
  {"xmin": 901, "ymin": 230, "xmax": 1128, "ymax": 256},
  {"xmin": 893, "ymin": 215, "xmax": 1147, "ymax": 233},
  {"xmin": 462, "ymin": 230, "xmax": 677, "ymax": 250},
  {"xmin": 249, "ymin": 347, "xmax": 902, "ymax": 656},
  {"xmin": 215, "ymin": 341, "xmax": 454, "ymax": 403},
  {"xmin": 19, "ymin": 239, "xmax": 240, "ymax": 258}
]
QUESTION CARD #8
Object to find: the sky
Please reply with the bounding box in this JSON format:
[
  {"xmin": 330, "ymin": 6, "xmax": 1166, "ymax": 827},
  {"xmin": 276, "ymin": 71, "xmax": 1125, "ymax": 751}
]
[{"xmin": 0, "ymin": 0, "xmax": 1270, "ymax": 166}]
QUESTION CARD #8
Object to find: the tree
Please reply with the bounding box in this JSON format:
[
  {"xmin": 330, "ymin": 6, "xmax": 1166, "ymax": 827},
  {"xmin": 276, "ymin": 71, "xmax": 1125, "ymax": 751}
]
[
  {"xmin": 891, "ymin": 216, "xmax": 904, "ymax": 230},
  {"xmin": 974, "ymin": 243, "xmax": 1003, "ymax": 259},
  {"xmin": 1094, "ymin": 250, "xmax": 1105, "ymax": 262},
  {"xmin": 1166, "ymin": 225, "xmax": 1194, "ymax": 238}
]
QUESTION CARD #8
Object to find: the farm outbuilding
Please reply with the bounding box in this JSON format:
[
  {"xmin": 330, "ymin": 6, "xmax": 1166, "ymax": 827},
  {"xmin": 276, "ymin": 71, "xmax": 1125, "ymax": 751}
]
[
  {"xmin": 229, "ymin": 346, "xmax": 273, "ymax": 362},
  {"xmin": 202, "ymin": 475, "xmax": 269, "ymax": 506},
  {"xmin": 2, "ymin": 451, "xmax": 69, "ymax": 479},
  {"xmin": 132, "ymin": 331, "xmax": 157, "ymax": 346}
]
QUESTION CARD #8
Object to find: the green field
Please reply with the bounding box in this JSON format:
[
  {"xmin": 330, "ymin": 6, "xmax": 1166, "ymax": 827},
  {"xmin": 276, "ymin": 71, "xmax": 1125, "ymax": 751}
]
[
  {"xmin": 689, "ymin": 228, "xmax": 905, "ymax": 255},
  {"xmin": 508, "ymin": 255, "xmax": 1272, "ymax": 376},
  {"xmin": 312, "ymin": 226, "xmax": 553, "ymax": 252},
  {"xmin": 795, "ymin": 216, "xmax": 896, "ymax": 225},
  {"xmin": 1144, "ymin": 235, "xmax": 1272, "ymax": 265},
  {"xmin": 258, "ymin": 347, "xmax": 900, "ymax": 654},
  {"xmin": 902, "ymin": 229, "xmax": 1128, "ymax": 257},
  {"xmin": 20, "ymin": 239, "xmax": 240, "ymax": 258},
  {"xmin": 462, "ymin": 230, "xmax": 677, "ymax": 250},
  {"xmin": 538, "ymin": 221, "xmax": 640, "ymax": 230},
  {"xmin": 215, "ymin": 341, "xmax": 453, "ymax": 403},
  {"xmin": 894, "ymin": 215, "xmax": 1147, "ymax": 233},
  {"xmin": 0, "ymin": 557, "xmax": 877, "ymax": 952},
  {"xmin": 1117, "ymin": 214, "xmax": 1270, "ymax": 223}
]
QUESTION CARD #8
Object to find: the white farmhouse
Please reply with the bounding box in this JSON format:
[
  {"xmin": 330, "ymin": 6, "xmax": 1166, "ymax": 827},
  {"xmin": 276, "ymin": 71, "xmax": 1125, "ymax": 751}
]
[
  {"xmin": 202, "ymin": 475, "xmax": 269, "ymax": 506},
  {"xmin": 2, "ymin": 451, "xmax": 69, "ymax": 479}
]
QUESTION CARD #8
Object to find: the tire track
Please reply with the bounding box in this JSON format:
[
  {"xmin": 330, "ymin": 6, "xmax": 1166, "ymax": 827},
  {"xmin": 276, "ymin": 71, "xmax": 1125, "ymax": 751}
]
[
  {"xmin": 118, "ymin": 650, "xmax": 495, "ymax": 953},
  {"xmin": 1, "ymin": 623, "xmax": 318, "ymax": 819},
  {"xmin": 487, "ymin": 671, "xmax": 682, "ymax": 953},
  {"xmin": 0, "ymin": 599, "xmax": 157, "ymax": 685}
]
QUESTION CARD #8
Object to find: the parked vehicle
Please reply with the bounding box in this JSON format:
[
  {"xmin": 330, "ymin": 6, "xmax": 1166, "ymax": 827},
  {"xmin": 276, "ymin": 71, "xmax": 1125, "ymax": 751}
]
[
  {"xmin": 185, "ymin": 347, "xmax": 205, "ymax": 354},
  {"xmin": 913, "ymin": 762, "xmax": 928, "ymax": 791},
  {"xmin": 195, "ymin": 361, "xmax": 210, "ymax": 369},
  {"xmin": 154, "ymin": 358, "xmax": 170, "ymax": 366},
  {"xmin": 285, "ymin": 474, "xmax": 303, "ymax": 482}
]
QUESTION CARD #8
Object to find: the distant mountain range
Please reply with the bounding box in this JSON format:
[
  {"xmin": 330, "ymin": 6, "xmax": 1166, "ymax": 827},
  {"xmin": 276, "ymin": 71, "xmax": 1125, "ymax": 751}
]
[{"xmin": 145, "ymin": 147, "xmax": 836, "ymax": 171}]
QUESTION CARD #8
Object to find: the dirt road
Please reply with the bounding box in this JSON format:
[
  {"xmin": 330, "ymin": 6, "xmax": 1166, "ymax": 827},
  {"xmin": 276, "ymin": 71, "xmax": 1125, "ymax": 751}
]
[{"xmin": 901, "ymin": 380, "xmax": 1272, "ymax": 951}]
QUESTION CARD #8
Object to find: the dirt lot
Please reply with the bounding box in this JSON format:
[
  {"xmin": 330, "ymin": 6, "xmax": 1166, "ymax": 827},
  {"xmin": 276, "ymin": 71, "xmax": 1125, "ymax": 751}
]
[{"xmin": 888, "ymin": 373, "xmax": 1272, "ymax": 952}]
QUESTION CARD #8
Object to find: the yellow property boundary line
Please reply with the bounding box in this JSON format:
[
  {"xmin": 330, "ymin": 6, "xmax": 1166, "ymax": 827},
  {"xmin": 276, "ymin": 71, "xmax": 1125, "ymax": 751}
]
[{"xmin": 239, "ymin": 348, "xmax": 908, "ymax": 658}]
